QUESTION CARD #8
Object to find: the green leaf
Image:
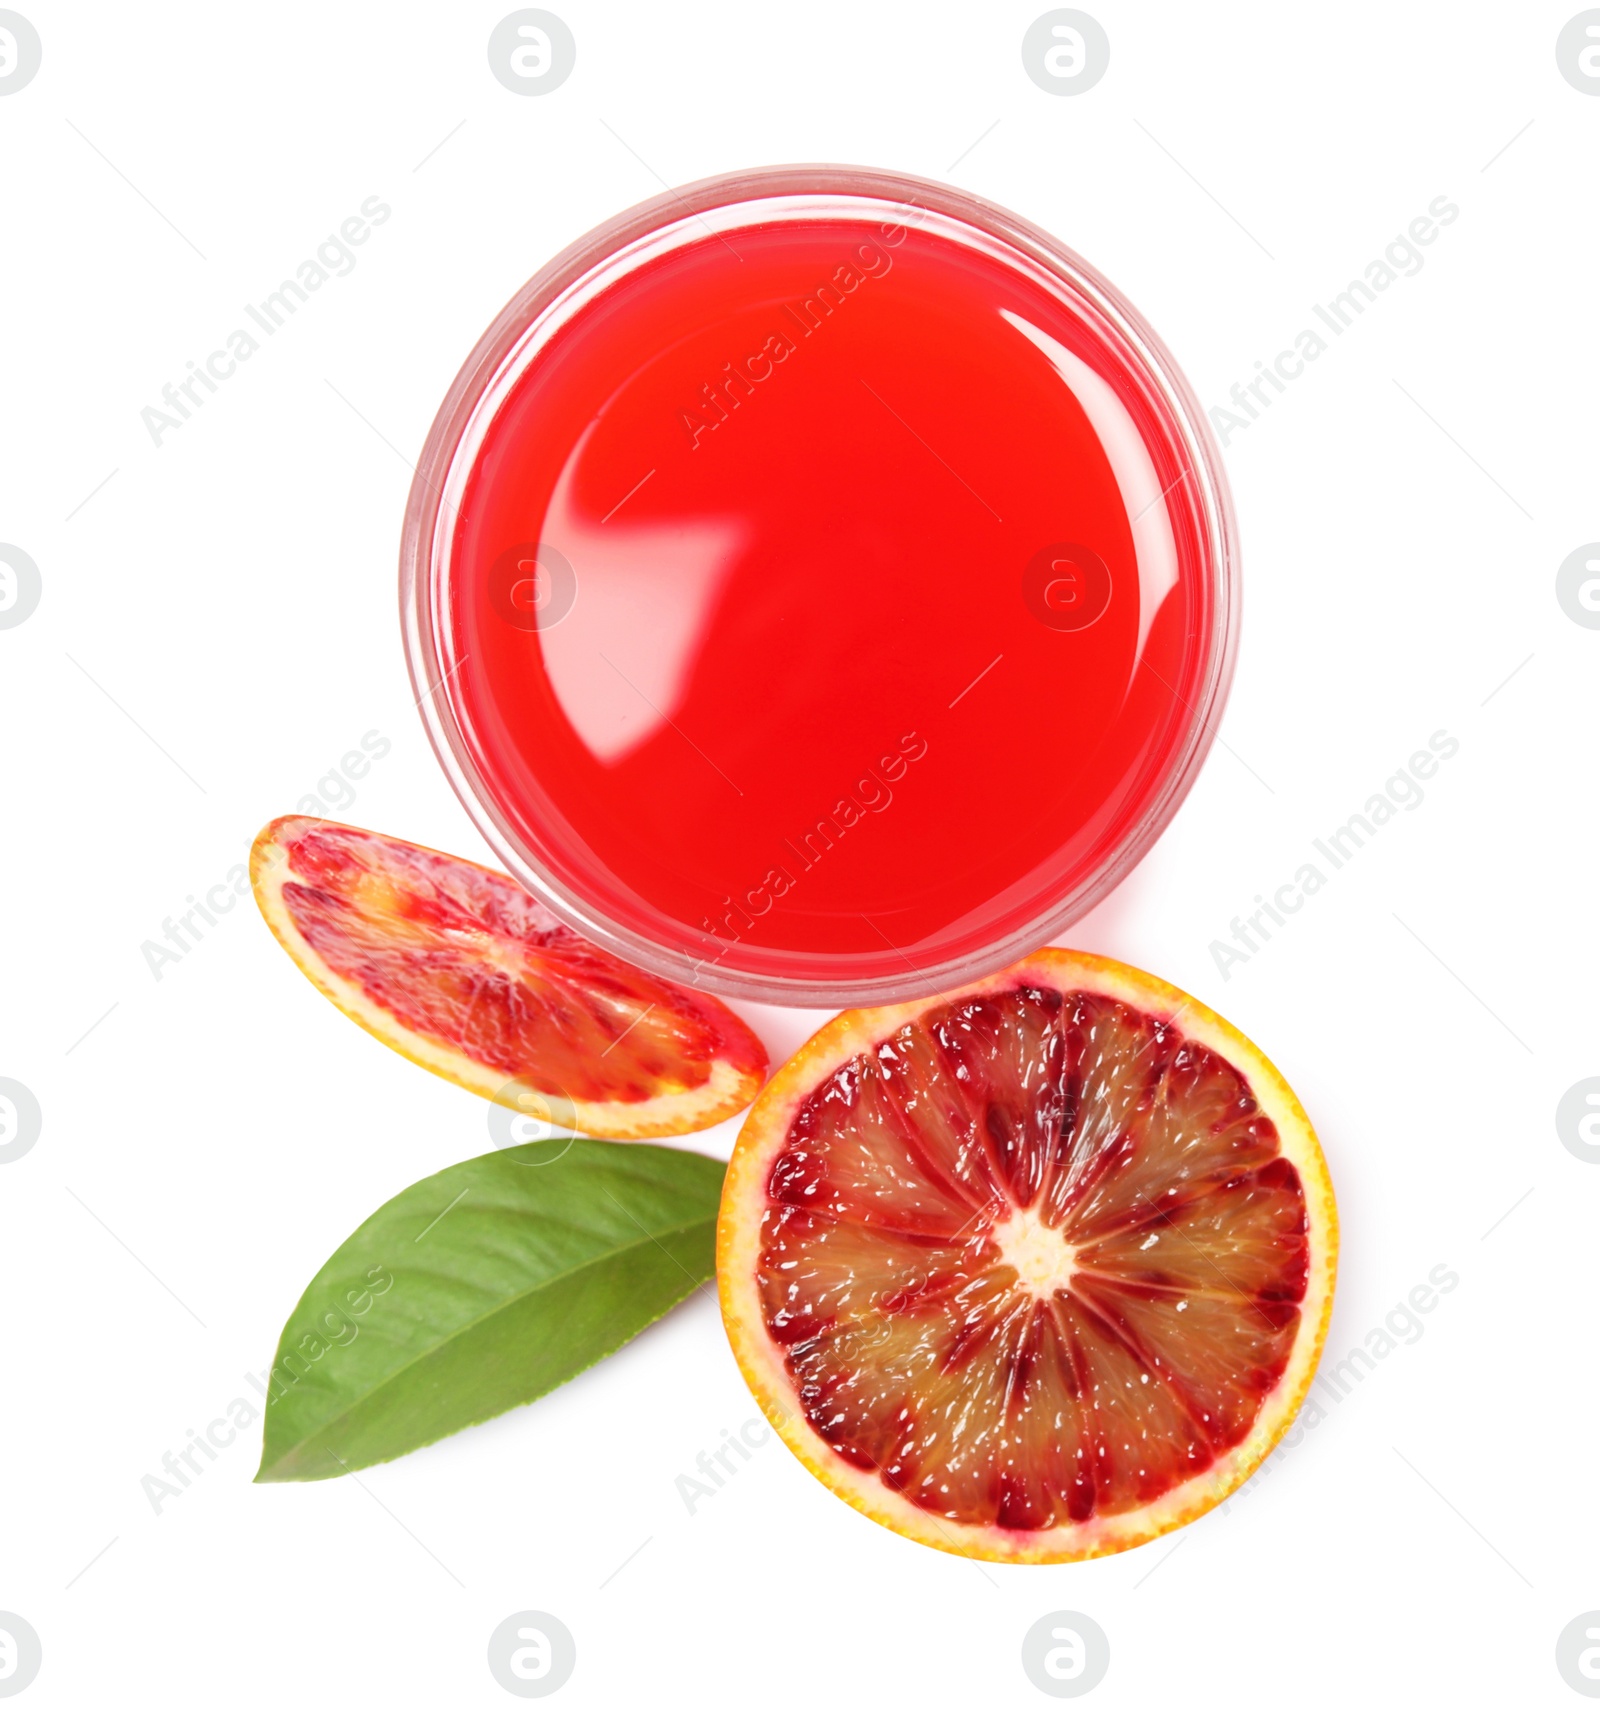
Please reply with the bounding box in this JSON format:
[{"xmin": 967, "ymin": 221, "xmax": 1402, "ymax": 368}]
[{"xmin": 256, "ymin": 1140, "xmax": 725, "ymax": 1482}]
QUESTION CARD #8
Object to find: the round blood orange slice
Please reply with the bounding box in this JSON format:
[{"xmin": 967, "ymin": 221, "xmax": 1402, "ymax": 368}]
[
  {"xmin": 251, "ymin": 816, "xmax": 767, "ymax": 1138},
  {"xmin": 718, "ymin": 949, "xmax": 1335, "ymax": 1562}
]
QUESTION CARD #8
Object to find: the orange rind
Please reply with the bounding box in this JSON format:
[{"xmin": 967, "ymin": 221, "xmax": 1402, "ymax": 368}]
[
  {"xmin": 252, "ymin": 816, "xmax": 767, "ymax": 1138},
  {"xmin": 718, "ymin": 948, "xmax": 1336, "ymax": 1561}
]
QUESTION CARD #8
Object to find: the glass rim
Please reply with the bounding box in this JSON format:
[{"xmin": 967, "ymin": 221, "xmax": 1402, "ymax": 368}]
[{"xmin": 399, "ymin": 163, "xmax": 1239, "ymax": 1009}]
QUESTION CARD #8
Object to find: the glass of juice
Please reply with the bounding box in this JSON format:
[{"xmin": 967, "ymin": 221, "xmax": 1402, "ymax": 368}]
[{"xmin": 400, "ymin": 165, "xmax": 1237, "ymax": 1007}]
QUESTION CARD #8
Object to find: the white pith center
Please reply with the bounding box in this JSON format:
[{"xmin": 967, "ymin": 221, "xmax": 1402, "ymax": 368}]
[{"xmin": 992, "ymin": 1206, "xmax": 1078, "ymax": 1298}]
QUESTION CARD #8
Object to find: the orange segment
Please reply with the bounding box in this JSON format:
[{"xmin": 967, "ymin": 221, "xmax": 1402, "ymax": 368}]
[
  {"xmin": 718, "ymin": 949, "xmax": 1336, "ymax": 1561},
  {"xmin": 251, "ymin": 816, "xmax": 766, "ymax": 1138}
]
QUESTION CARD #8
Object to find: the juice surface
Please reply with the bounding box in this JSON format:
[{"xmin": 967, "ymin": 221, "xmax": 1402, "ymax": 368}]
[{"xmin": 446, "ymin": 213, "xmax": 1214, "ymax": 985}]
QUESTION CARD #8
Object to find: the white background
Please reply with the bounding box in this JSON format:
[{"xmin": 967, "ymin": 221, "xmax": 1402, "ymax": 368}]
[{"xmin": 1, "ymin": 3, "xmax": 1596, "ymax": 1703}]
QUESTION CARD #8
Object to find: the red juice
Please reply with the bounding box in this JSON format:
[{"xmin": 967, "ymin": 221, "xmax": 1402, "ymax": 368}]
[{"xmin": 405, "ymin": 171, "xmax": 1235, "ymax": 1004}]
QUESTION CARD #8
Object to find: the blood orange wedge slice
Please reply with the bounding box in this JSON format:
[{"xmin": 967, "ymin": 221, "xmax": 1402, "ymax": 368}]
[
  {"xmin": 718, "ymin": 949, "xmax": 1336, "ymax": 1562},
  {"xmin": 251, "ymin": 816, "xmax": 767, "ymax": 1138}
]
